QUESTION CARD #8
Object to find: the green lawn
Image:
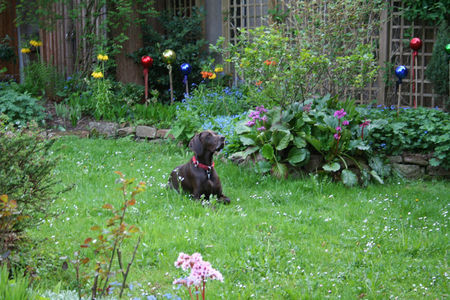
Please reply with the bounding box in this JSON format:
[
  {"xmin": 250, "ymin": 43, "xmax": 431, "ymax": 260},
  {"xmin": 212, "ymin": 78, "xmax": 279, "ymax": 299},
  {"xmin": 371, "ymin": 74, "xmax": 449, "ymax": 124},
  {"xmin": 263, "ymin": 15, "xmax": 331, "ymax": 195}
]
[{"xmin": 29, "ymin": 136, "xmax": 449, "ymax": 299}]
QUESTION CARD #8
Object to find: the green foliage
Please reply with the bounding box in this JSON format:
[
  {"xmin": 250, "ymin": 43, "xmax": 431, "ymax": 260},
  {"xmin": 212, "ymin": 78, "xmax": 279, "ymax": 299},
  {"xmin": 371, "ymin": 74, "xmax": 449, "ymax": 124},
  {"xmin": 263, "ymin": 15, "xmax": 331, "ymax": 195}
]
[
  {"xmin": 131, "ymin": 103, "xmax": 177, "ymax": 128},
  {"xmin": 360, "ymin": 106, "xmax": 450, "ymax": 169},
  {"xmin": 0, "ymin": 122, "xmax": 61, "ymax": 230},
  {"xmin": 0, "ymin": 265, "xmax": 37, "ymax": 300},
  {"xmin": 21, "ymin": 61, "xmax": 65, "ymax": 101},
  {"xmin": 214, "ymin": 1, "xmax": 382, "ymax": 103},
  {"xmin": 0, "ymin": 35, "xmax": 16, "ymax": 63},
  {"xmin": 180, "ymin": 84, "xmax": 250, "ymax": 117},
  {"xmin": 169, "ymin": 109, "xmax": 202, "ymax": 146},
  {"xmin": 133, "ymin": 8, "xmax": 211, "ymax": 103},
  {"xmin": 400, "ymin": 0, "xmax": 449, "ymax": 23},
  {"xmin": 425, "ymin": 21, "xmax": 449, "ymax": 107},
  {"xmin": 0, "ymin": 83, "xmax": 46, "ymax": 126},
  {"xmin": 231, "ymin": 95, "xmax": 392, "ymax": 184}
]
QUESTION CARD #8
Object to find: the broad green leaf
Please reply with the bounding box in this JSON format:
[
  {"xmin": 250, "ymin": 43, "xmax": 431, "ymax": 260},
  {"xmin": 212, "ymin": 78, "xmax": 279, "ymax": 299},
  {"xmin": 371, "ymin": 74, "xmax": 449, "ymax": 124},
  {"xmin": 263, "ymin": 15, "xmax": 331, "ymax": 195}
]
[
  {"xmin": 261, "ymin": 144, "xmax": 274, "ymax": 160},
  {"xmin": 240, "ymin": 136, "xmax": 256, "ymax": 146},
  {"xmin": 287, "ymin": 147, "xmax": 309, "ymax": 165},
  {"xmin": 341, "ymin": 169, "xmax": 358, "ymax": 187},
  {"xmin": 429, "ymin": 158, "xmax": 440, "ymax": 167},
  {"xmin": 293, "ymin": 136, "xmax": 307, "ymax": 148},
  {"xmin": 370, "ymin": 170, "xmax": 384, "ymax": 184},
  {"xmin": 323, "ymin": 162, "xmax": 340, "ymax": 172},
  {"xmin": 305, "ymin": 135, "xmax": 323, "ymax": 153},
  {"xmin": 235, "ymin": 122, "xmax": 252, "ymax": 134},
  {"xmin": 169, "ymin": 125, "xmax": 185, "ymax": 139},
  {"xmin": 256, "ymin": 160, "xmax": 272, "ymax": 174},
  {"xmin": 271, "ymin": 129, "xmax": 293, "ymax": 151}
]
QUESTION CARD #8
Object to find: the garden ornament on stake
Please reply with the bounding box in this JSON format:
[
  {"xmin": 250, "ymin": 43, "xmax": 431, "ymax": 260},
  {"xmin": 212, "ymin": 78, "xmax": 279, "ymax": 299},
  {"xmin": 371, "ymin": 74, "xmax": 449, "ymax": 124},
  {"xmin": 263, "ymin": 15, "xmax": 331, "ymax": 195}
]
[
  {"xmin": 395, "ymin": 65, "xmax": 408, "ymax": 116},
  {"xmin": 163, "ymin": 49, "xmax": 176, "ymax": 104},
  {"xmin": 141, "ymin": 55, "xmax": 153, "ymax": 105},
  {"xmin": 446, "ymin": 43, "xmax": 450, "ymax": 95},
  {"xmin": 410, "ymin": 37, "xmax": 422, "ymax": 108},
  {"xmin": 180, "ymin": 63, "xmax": 192, "ymax": 96}
]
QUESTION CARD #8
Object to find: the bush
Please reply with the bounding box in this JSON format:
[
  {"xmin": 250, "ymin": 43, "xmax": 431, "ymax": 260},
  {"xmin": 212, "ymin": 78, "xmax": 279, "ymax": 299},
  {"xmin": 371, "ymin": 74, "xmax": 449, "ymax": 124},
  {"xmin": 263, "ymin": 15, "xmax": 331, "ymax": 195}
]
[
  {"xmin": 0, "ymin": 82, "xmax": 46, "ymax": 126},
  {"xmin": 21, "ymin": 61, "xmax": 65, "ymax": 101},
  {"xmin": 360, "ymin": 105, "xmax": 450, "ymax": 169},
  {"xmin": 133, "ymin": 8, "xmax": 211, "ymax": 103},
  {"xmin": 0, "ymin": 119, "xmax": 62, "ymax": 230}
]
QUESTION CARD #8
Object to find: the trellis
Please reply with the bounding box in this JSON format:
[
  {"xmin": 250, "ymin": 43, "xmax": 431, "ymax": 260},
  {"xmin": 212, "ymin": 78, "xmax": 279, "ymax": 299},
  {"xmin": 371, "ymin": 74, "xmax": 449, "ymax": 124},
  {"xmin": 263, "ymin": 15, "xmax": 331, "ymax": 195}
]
[
  {"xmin": 386, "ymin": 0, "xmax": 441, "ymax": 108},
  {"xmin": 220, "ymin": 0, "xmax": 442, "ymax": 107}
]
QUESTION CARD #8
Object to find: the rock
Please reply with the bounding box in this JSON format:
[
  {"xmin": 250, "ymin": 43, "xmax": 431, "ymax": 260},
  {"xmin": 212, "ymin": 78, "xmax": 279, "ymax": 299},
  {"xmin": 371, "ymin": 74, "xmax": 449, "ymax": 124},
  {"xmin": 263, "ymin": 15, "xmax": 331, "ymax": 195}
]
[
  {"xmin": 156, "ymin": 129, "xmax": 174, "ymax": 139},
  {"xmin": 426, "ymin": 166, "xmax": 450, "ymax": 178},
  {"xmin": 117, "ymin": 126, "xmax": 135, "ymax": 137},
  {"xmin": 393, "ymin": 163, "xmax": 423, "ymax": 179},
  {"xmin": 88, "ymin": 122, "xmax": 118, "ymax": 137},
  {"xmin": 388, "ymin": 155, "xmax": 403, "ymax": 164},
  {"xmin": 136, "ymin": 126, "xmax": 157, "ymax": 139},
  {"xmin": 304, "ymin": 154, "xmax": 323, "ymax": 173},
  {"xmin": 47, "ymin": 130, "xmax": 89, "ymax": 138},
  {"xmin": 403, "ymin": 154, "xmax": 429, "ymax": 166}
]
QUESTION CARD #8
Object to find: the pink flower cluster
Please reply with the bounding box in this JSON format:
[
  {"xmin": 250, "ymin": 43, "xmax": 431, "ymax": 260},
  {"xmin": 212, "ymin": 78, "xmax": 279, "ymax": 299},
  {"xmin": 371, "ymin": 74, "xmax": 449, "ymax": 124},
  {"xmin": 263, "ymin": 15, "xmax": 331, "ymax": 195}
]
[
  {"xmin": 333, "ymin": 109, "xmax": 350, "ymax": 140},
  {"xmin": 334, "ymin": 108, "xmax": 347, "ymax": 119},
  {"xmin": 173, "ymin": 252, "xmax": 223, "ymax": 288},
  {"xmin": 246, "ymin": 105, "xmax": 268, "ymax": 131}
]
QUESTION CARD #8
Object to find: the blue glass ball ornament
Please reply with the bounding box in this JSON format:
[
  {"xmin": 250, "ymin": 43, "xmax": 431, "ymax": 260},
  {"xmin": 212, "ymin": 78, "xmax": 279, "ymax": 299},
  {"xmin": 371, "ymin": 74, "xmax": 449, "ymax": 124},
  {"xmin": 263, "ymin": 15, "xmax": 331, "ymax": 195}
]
[
  {"xmin": 395, "ymin": 65, "xmax": 408, "ymax": 80},
  {"xmin": 180, "ymin": 63, "xmax": 192, "ymax": 76}
]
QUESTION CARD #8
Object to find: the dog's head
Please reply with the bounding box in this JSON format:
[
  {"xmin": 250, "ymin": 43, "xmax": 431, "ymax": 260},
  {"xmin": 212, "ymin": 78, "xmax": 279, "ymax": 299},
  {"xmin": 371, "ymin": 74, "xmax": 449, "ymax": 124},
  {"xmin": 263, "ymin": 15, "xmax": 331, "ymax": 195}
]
[{"xmin": 189, "ymin": 130, "xmax": 225, "ymax": 156}]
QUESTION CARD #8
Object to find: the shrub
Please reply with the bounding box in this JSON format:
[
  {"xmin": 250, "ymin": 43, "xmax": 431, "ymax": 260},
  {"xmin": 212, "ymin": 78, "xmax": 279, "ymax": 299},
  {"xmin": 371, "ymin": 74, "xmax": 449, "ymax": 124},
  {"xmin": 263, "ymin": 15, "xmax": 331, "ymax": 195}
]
[
  {"xmin": 21, "ymin": 61, "xmax": 65, "ymax": 101},
  {"xmin": 0, "ymin": 83, "xmax": 46, "ymax": 126},
  {"xmin": 133, "ymin": 8, "xmax": 211, "ymax": 103},
  {"xmin": 360, "ymin": 106, "xmax": 450, "ymax": 169},
  {"xmin": 0, "ymin": 119, "xmax": 62, "ymax": 230}
]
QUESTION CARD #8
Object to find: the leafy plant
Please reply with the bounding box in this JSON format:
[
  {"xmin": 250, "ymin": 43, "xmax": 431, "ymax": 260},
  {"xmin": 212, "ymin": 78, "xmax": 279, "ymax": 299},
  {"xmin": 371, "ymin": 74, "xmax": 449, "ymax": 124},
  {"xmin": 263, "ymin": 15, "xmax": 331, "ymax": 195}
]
[
  {"xmin": 400, "ymin": 0, "xmax": 449, "ymax": 23},
  {"xmin": 131, "ymin": 102, "xmax": 177, "ymax": 128},
  {"xmin": 0, "ymin": 120, "xmax": 62, "ymax": 230},
  {"xmin": 69, "ymin": 171, "xmax": 145, "ymax": 299},
  {"xmin": 0, "ymin": 85, "xmax": 46, "ymax": 126},
  {"xmin": 21, "ymin": 61, "xmax": 65, "ymax": 101},
  {"xmin": 360, "ymin": 105, "xmax": 450, "ymax": 169},
  {"xmin": 0, "ymin": 265, "xmax": 37, "ymax": 300},
  {"xmin": 169, "ymin": 109, "xmax": 202, "ymax": 146},
  {"xmin": 0, "ymin": 35, "xmax": 16, "ymax": 63}
]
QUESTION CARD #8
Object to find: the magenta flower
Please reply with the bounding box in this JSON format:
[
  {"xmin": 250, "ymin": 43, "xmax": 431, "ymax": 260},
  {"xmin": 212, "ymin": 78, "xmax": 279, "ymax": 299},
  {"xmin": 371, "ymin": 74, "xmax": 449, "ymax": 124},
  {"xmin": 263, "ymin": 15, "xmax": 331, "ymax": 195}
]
[
  {"xmin": 334, "ymin": 133, "xmax": 340, "ymax": 140},
  {"xmin": 334, "ymin": 109, "xmax": 347, "ymax": 119},
  {"xmin": 246, "ymin": 120, "xmax": 256, "ymax": 127},
  {"xmin": 303, "ymin": 103, "xmax": 311, "ymax": 112},
  {"xmin": 335, "ymin": 126, "xmax": 342, "ymax": 132},
  {"xmin": 256, "ymin": 105, "xmax": 268, "ymax": 113},
  {"xmin": 342, "ymin": 120, "xmax": 349, "ymax": 126},
  {"xmin": 360, "ymin": 120, "xmax": 370, "ymax": 128},
  {"xmin": 257, "ymin": 126, "xmax": 266, "ymax": 131},
  {"xmin": 261, "ymin": 115, "xmax": 268, "ymax": 122}
]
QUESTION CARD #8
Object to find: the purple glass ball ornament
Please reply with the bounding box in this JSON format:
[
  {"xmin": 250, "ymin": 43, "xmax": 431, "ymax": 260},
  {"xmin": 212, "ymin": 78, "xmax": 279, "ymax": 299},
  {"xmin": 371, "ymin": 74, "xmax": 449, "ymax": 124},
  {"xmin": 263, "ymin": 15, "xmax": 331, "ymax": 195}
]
[
  {"xmin": 395, "ymin": 65, "xmax": 408, "ymax": 80},
  {"xmin": 180, "ymin": 63, "xmax": 192, "ymax": 76}
]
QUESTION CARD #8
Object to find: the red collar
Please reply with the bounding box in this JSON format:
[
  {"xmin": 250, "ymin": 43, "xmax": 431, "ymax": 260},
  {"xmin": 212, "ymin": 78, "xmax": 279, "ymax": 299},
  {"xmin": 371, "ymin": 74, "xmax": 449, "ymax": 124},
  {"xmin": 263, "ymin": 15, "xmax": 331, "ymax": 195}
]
[{"xmin": 192, "ymin": 156, "xmax": 214, "ymax": 171}]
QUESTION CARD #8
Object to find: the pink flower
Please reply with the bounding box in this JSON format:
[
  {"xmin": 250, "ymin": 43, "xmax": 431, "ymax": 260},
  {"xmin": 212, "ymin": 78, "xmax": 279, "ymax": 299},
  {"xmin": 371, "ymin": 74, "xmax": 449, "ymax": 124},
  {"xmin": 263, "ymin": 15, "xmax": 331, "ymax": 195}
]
[
  {"xmin": 342, "ymin": 120, "xmax": 349, "ymax": 126},
  {"xmin": 248, "ymin": 111, "xmax": 260, "ymax": 119},
  {"xmin": 334, "ymin": 133, "xmax": 340, "ymax": 140},
  {"xmin": 256, "ymin": 105, "xmax": 268, "ymax": 113},
  {"xmin": 246, "ymin": 120, "xmax": 256, "ymax": 127},
  {"xmin": 257, "ymin": 126, "xmax": 266, "ymax": 131},
  {"xmin": 335, "ymin": 126, "xmax": 342, "ymax": 132},
  {"xmin": 360, "ymin": 120, "xmax": 370, "ymax": 128},
  {"xmin": 334, "ymin": 109, "xmax": 347, "ymax": 119},
  {"xmin": 261, "ymin": 115, "xmax": 268, "ymax": 122},
  {"xmin": 303, "ymin": 103, "xmax": 311, "ymax": 112}
]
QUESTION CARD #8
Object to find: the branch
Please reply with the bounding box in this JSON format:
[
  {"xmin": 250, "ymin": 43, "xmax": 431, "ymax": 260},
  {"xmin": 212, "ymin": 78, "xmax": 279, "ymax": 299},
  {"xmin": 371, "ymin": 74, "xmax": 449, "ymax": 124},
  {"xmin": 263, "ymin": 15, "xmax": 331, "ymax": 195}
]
[{"xmin": 119, "ymin": 236, "xmax": 141, "ymax": 298}]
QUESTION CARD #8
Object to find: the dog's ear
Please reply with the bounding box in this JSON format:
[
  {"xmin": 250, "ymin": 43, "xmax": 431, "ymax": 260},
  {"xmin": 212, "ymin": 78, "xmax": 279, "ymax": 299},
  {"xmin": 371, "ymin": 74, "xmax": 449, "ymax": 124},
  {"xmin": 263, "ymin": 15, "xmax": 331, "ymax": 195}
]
[{"xmin": 189, "ymin": 133, "xmax": 203, "ymax": 156}]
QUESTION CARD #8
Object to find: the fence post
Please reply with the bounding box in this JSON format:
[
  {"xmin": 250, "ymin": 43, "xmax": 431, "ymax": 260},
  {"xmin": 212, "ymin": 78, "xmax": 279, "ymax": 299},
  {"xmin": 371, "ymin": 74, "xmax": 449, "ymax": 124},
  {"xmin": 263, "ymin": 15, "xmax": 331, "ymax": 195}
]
[{"xmin": 377, "ymin": 7, "xmax": 390, "ymax": 106}]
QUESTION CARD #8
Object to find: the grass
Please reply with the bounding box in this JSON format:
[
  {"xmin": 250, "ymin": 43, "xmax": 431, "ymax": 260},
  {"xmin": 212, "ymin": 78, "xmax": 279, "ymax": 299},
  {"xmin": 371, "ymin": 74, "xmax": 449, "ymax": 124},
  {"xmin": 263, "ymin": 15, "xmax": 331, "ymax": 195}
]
[{"xmin": 27, "ymin": 136, "xmax": 448, "ymax": 299}]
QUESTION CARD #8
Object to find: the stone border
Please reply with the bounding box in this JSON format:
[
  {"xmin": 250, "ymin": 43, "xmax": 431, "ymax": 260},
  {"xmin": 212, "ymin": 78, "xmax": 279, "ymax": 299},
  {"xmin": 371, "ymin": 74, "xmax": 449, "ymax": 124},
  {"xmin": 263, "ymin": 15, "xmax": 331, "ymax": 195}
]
[{"xmin": 388, "ymin": 154, "xmax": 449, "ymax": 178}]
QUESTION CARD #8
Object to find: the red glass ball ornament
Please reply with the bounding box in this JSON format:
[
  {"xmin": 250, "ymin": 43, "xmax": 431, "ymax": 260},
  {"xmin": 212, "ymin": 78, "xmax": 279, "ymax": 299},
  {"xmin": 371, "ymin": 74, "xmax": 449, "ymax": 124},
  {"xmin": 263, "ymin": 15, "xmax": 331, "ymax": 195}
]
[
  {"xmin": 410, "ymin": 38, "xmax": 422, "ymax": 51},
  {"xmin": 141, "ymin": 56, "xmax": 153, "ymax": 68}
]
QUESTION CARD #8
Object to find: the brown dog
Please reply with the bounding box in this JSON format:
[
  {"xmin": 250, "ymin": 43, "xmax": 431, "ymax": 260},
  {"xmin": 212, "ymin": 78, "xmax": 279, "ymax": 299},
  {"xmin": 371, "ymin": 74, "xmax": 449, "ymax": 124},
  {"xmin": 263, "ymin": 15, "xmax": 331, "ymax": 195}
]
[{"xmin": 168, "ymin": 130, "xmax": 230, "ymax": 204}]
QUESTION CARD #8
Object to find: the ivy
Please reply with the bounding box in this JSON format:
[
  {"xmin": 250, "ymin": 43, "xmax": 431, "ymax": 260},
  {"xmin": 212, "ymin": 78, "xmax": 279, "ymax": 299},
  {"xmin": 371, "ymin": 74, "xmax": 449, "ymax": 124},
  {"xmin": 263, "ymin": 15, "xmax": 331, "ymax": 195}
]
[{"xmin": 400, "ymin": 0, "xmax": 449, "ymax": 23}]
